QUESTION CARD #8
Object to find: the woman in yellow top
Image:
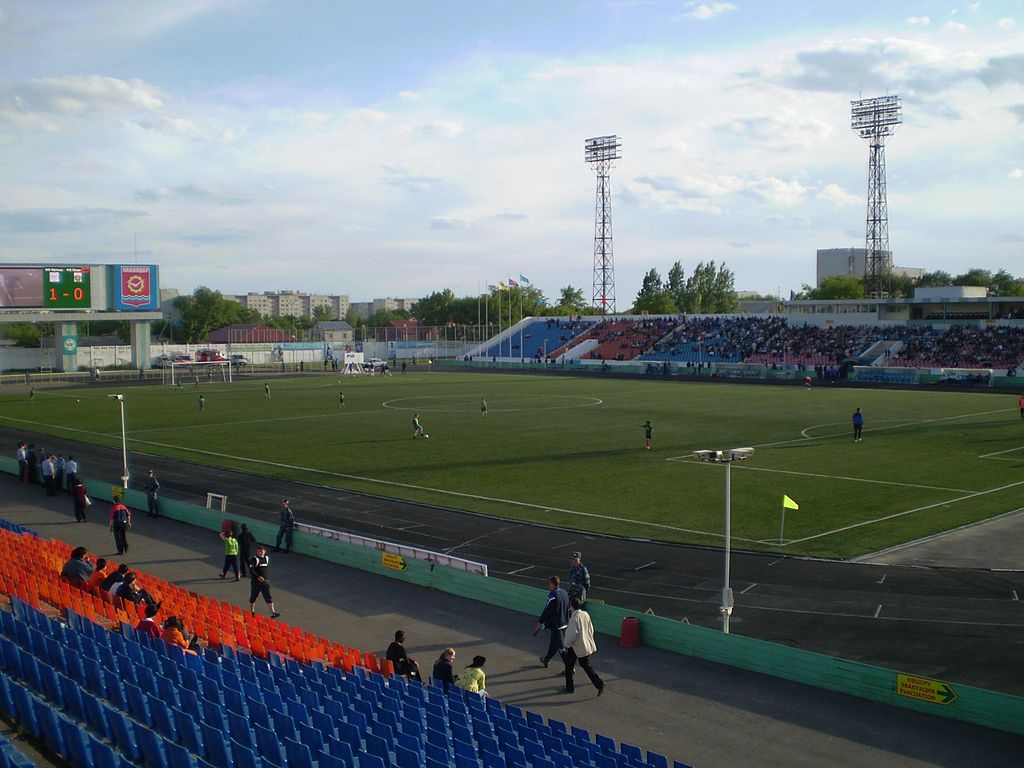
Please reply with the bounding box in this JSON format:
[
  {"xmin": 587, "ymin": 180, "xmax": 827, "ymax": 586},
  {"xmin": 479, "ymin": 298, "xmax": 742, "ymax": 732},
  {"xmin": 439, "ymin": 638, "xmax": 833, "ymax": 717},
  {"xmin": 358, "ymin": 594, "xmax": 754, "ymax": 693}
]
[{"xmin": 456, "ymin": 655, "xmax": 487, "ymax": 696}]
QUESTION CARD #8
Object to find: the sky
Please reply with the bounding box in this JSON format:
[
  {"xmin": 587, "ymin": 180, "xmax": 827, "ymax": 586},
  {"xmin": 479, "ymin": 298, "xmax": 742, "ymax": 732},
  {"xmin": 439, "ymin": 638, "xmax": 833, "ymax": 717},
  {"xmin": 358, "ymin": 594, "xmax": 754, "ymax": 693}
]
[{"xmin": 0, "ymin": 1, "xmax": 1022, "ymax": 306}]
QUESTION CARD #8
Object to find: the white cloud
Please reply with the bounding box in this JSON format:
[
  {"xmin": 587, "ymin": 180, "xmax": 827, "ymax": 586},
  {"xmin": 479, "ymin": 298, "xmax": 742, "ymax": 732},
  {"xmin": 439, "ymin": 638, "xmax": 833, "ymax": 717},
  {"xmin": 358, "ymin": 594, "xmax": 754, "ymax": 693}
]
[
  {"xmin": 416, "ymin": 119, "xmax": 465, "ymax": 139},
  {"xmin": 906, "ymin": 16, "xmax": 930, "ymax": 25},
  {"xmin": 998, "ymin": 18, "xmax": 1016, "ymax": 30},
  {"xmin": 967, "ymin": 2, "xmax": 980, "ymax": 12},
  {"xmin": 679, "ymin": 3, "xmax": 737, "ymax": 21},
  {"xmin": 945, "ymin": 21, "xmax": 968, "ymax": 32},
  {"xmin": 3, "ymin": 75, "xmax": 162, "ymax": 118},
  {"xmin": 1010, "ymin": 169, "xmax": 1024, "ymax": 179},
  {"xmin": 430, "ymin": 217, "xmax": 470, "ymax": 230},
  {"xmin": 817, "ymin": 183, "xmax": 860, "ymax": 207}
]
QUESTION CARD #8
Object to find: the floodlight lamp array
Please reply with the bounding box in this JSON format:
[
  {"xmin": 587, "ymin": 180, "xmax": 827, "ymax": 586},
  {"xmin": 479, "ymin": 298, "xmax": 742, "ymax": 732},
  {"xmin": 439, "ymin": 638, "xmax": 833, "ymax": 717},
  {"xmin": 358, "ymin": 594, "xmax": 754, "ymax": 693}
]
[
  {"xmin": 851, "ymin": 95, "xmax": 902, "ymax": 138},
  {"xmin": 585, "ymin": 135, "xmax": 622, "ymax": 164}
]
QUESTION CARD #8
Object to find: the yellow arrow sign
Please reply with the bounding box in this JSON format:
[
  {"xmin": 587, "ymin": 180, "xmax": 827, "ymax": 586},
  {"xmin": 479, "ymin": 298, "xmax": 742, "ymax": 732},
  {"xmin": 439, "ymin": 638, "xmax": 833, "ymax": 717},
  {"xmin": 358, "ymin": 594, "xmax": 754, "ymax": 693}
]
[
  {"xmin": 381, "ymin": 553, "xmax": 408, "ymax": 572},
  {"xmin": 896, "ymin": 673, "xmax": 957, "ymax": 705}
]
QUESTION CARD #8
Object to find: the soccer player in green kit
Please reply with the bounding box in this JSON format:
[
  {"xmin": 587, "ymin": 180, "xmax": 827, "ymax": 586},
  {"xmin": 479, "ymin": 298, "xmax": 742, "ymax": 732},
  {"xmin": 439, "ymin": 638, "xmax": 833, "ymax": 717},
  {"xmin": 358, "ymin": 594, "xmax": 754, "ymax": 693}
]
[{"xmin": 641, "ymin": 420, "xmax": 653, "ymax": 450}]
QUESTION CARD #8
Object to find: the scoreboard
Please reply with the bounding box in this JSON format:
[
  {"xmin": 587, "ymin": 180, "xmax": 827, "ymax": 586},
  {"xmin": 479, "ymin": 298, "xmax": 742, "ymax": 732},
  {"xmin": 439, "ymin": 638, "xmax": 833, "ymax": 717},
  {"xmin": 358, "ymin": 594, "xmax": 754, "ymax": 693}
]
[
  {"xmin": 0, "ymin": 263, "xmax": 157, "ymax": 312},
  {"xmin": 43, "ymin": 266, "xmax": 91, "ymax": 309}
]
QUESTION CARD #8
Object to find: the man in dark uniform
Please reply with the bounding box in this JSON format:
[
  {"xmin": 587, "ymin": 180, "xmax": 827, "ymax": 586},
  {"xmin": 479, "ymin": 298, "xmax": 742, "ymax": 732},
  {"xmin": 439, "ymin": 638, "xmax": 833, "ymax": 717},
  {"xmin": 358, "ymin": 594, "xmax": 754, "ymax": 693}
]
[
  {"xmin": 535, "ymin": 576, "xmax": 571, "ymax": 668},
  {"xmin": 568, "ymin": 552, "xmax": 591, "ymax": 606},
  {"xmin": 144, "ymin": 470, "xmax": 160, "ymax": 517},
  {"xmin": 275, "ymin": 499, "xmax": 296, "ymax": 552},
  {"xmin": 248, "ymin": 544, "xmax": 280, "ymax": 618}
]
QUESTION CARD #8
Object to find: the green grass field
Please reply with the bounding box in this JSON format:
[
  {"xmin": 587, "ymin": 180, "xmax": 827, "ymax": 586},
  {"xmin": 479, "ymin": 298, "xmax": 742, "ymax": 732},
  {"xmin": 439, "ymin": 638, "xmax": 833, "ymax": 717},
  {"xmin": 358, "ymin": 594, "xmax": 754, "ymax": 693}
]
[{"xmin": 3, "ymin": 372, "xmax": 1022, "ymax": 559}]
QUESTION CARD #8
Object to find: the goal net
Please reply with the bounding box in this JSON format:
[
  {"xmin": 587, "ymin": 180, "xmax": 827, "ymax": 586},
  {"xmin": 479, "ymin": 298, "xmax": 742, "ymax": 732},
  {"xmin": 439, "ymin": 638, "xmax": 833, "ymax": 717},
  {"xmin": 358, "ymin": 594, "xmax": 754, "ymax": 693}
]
[{"xmin": 164, "ymin": 361, "xmax": 232, "ymax": 386}]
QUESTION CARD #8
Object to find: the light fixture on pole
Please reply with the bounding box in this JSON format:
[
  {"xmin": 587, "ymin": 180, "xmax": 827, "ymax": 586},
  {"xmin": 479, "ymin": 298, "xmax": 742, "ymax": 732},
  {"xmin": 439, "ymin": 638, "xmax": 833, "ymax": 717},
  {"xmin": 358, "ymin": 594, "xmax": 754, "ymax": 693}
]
[
  {"xmin": 693, "ymin": 447, "xmax": 755, "ymax": 634},
  {"xmin": 107, "ymin": 394, "xmax": 129, "ymax": 489}
]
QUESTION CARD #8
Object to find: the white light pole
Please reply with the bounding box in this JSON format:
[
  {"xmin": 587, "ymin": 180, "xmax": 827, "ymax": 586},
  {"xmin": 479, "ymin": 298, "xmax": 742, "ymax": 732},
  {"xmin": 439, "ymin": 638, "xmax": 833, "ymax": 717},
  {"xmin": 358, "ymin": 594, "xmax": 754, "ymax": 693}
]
[
  {"xmin": 108, "ymin": 394, "xmax": 129, "ymax": 489},
  {"xmin": 693, "ymin": 447, "xmax": 755, "ymax": 634}
]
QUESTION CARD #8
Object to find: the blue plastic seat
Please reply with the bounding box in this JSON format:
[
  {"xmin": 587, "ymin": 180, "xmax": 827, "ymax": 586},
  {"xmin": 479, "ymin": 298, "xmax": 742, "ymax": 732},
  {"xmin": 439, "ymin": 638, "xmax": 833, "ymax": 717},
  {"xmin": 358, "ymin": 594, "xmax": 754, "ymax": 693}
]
[
  {"xmin": 337, "ymin": 720, "xmax": 363, "ymax": 752},
  {"xmin": 594, "ymin": 734, "xmax": 616, "ymax": 755},
  {"xmin": 317, "ymin": 750, "xmax": 351, "ymax": 768},
  {"xmin": 57, "ymin": 672, "xmax": 85, "ymax": 721},
  {"xmin": 173, "ymin": 707, "xmax": 205, "ymax": 758},
  {"xmin": 647, "ymin": 752, "xmax": 668, "ymax": 768},
  {"xmin": 364, "ymin": 731, "xmax": 394, "ymax": 766},
  {"xmin": 620, "ymin": 744, "xmax": 643, "ymax": 764},
  {"xmin": 395, "ymin": 742, "xmax": 421, "ymax": 768},
  {"xmin": 226, "ymin": 709, "xmax": 256, "ymax": 751},
  {"xmin": 106, "ymin": 705, "xmax": 143, "ymax": 763},
  {"xmin": 199, "ymin": 721, "xmax": 233, "ymax": 768},
  {"xmin": 426, "ymin": 740, "xmax": 451, "ymax": 765},
  {"xmin": 503, "ymin": 747, "xmax": 528, "ymax": 768},
  {"xmin": 163, "ymin": 740, "xmax": 197, "ymax": 768},
  {"xmin": 296, "ymin": 720, "xmax": 325, "ymax": 755},
  {"xmin": 254, "ymin": 722, "xmax": 285, "ymax": 767},
  {"xmin": 324, "ymin": 735, "xmax": 356, "ymax": 765},
  {"xmin": 357, "ymin": 750, "xmax": 387, "ymax": 768},
  {"xmin": 138, "ymin": 725, "xmax": 170, "ymax": 768},
  {"xmin": 90, "ymin": 733, "xmax": 129, "ymax": 768},
  {"xmin": 483, "ymin": 749, "xmax": 507, "ymax": 768},
  {"xmin": 149, "ymin": 694, "xmax": 179, "ymax": 741},
  {"xmin": 456, "ymin": 753, "xmax": 483, "ymax": 768},
  {"xmin": 285, "ymin": 737, "xmax": 316, "ymax": 768},
  {"xmin": 58, "ymin": 710, "xmax": 88, "ymax": 761},
  {"xmin": 230, "ymin": 740, "xmax": 261, "ymax": 768},
  {"xmin": 125, "ymin": 682, "xmax": 153, "ymax": 725},
  {"xmin": 34, "ymin": 697, "xmax": 67, "ymax": 760}
]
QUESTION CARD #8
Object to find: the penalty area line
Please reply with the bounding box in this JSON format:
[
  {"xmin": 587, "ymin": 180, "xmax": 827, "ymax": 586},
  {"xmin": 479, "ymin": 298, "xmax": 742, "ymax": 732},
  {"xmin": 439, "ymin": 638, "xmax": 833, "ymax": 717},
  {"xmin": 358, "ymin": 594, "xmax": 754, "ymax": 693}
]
[{"xmin": 779, "ymin": 479, "xmax": 1024, "ymax": 546}]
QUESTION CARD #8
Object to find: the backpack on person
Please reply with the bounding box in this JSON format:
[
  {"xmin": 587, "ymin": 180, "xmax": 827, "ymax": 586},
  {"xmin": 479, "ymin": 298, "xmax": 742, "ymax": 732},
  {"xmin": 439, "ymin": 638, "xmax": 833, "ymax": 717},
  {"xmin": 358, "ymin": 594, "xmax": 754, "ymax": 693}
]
[{"xmin": 113, "ymin": 505, "xmax": 130, "ymax": 525}]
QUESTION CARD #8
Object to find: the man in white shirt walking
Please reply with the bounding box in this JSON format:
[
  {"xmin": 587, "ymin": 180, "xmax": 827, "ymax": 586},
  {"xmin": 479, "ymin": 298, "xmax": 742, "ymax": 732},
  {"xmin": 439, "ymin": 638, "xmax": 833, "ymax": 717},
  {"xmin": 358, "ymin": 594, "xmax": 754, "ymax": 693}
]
[{"xmin": 562, "ymin": 596, "xmax": 605, "ymax": 696}]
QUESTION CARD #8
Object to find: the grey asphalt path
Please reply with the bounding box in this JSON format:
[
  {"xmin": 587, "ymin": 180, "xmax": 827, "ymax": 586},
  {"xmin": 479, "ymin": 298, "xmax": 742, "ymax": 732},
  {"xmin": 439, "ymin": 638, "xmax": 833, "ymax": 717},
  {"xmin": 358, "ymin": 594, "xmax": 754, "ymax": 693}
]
[
  {"xmin": 857, "ymin": 508, "xmax": 1024, "ymax": 569},
  {"xmin": 3, "ymin": 477, "xmax": 1022, "ymax": 768},
  {"xmin": 3, "ymin": 424, "xmax": 1023, "ymax": 696}
]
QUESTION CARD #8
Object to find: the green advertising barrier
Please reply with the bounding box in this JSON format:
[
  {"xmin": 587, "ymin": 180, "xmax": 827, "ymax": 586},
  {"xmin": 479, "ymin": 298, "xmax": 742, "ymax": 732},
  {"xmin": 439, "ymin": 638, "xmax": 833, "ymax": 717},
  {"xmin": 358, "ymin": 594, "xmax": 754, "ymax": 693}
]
[{"xmin": 3, "ymin": 456, "xmax": 1022, "ymax": 736}]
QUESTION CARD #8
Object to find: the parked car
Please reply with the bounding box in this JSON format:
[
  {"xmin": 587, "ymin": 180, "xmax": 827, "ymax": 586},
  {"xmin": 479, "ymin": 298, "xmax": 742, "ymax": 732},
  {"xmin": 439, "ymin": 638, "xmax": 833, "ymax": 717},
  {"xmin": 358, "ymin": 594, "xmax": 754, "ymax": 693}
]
[
  {"xmin": 172, "ymin": 353, "xmax": 193, "ymax": 363},
  {"xmin": 153, "ymin": 355, "xmax": 173, "ymax": 368},
  {"xmin": 229, "ymin": 354, "xmax": 248, "ymax": 367},
  {"xmin": 196, "ymin": 349, "xmax": 227, "ymax": 362}
]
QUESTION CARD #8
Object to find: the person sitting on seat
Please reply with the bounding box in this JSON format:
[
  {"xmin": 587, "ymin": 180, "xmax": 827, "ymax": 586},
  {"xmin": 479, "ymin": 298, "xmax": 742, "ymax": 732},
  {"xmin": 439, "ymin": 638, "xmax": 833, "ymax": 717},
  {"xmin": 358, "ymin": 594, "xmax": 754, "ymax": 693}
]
[
  {"xmin": 60, "ymin": 547, "xmax": 94, "ymax": 587},
  {"xmin": 385, "ymin": 630, "xmax": 421, "ymax": 680},
  {"xmin": 136, "ymin": 603, "xmax": 161, "ymax": 639}
]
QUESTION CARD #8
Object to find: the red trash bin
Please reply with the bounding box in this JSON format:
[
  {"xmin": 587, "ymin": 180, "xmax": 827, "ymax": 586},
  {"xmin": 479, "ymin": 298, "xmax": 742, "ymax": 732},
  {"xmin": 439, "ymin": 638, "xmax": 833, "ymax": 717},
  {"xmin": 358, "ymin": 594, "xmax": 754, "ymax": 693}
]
[{"xmin": 619, "ymin": 616, "xmax": 640, "ymax": 648}]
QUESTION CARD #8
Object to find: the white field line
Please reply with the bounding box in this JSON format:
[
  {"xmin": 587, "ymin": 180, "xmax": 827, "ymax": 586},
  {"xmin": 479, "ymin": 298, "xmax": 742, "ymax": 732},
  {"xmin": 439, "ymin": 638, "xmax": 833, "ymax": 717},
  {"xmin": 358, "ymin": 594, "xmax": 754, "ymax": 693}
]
[
  {"xmin": 664, "ymin": 406, "xmax": 1014, "ymax": 461},
  {"xmin": 692, "ymin": 463, "xmax": 975, "ymax": 494},
  {"xmin": 778, "ymin": 480, "xmax": 1024, "ymax": 546},
  {"xmin": 979, "ymin": 445, "xmax": 1024, "ymax": 460},
  {"xmin": 0, "ymin": 413, "xmax": 757, "ymax": 544}
]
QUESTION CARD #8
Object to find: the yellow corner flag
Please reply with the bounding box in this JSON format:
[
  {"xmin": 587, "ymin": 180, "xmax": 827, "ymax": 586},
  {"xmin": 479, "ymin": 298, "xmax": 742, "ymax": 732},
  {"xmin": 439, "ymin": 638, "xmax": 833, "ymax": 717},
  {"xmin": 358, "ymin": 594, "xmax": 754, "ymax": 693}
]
[{"xmin": 782, "ymin": 494, "xmax": 799, "ymax": 510}]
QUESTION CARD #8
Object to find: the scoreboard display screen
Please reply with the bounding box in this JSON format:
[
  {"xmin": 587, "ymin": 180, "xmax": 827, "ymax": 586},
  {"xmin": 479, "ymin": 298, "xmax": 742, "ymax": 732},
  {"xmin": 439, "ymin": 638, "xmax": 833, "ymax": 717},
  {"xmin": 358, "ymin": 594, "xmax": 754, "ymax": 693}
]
[
  {"xmin": 43, "ymin": 266, "xmax": 91, "ymax": 308},
  {"xmin": 0, "ymin": 266, "xmax": 93, "ymax": 309}
]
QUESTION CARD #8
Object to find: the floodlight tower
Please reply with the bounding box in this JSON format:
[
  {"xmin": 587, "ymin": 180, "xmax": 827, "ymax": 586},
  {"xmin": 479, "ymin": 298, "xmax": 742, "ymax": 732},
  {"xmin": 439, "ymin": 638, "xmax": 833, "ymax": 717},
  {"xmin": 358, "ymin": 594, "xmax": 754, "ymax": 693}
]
[
  {"xmin": 585, "ymin": 135, "xmax": 621, "ymax": 314},
  {"xmin": 851, "ymin": 95, "xmax": 902, "ymax": 298}
]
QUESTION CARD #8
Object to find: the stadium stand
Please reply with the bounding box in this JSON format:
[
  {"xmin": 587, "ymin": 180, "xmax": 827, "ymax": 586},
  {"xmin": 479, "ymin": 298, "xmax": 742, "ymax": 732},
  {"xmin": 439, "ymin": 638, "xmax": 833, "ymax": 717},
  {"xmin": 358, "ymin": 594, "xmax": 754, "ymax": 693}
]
[
  {"xmin": 482, "ymin": 315, "xmax": 1024, "ymax": 373},
  {"xmin": 481, "ymin": 319, "xmax": 597, "ymax": 360},
  {"xmin": 0, "ymin": 522, "xmax": 693, "ymax": 768}
]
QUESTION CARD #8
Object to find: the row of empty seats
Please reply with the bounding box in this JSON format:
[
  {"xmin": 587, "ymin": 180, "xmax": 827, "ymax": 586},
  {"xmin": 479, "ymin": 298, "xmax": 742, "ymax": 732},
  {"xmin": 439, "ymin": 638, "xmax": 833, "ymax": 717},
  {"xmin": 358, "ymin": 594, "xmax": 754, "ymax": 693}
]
[{"xmin": 0, "ymin": 522, "xmax": 692, "ymax": 768}]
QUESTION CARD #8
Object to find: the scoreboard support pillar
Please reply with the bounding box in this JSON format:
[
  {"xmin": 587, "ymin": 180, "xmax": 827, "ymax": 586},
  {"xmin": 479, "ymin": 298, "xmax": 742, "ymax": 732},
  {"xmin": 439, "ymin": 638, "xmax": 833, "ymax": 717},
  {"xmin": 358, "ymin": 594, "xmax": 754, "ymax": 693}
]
[
  {"xmin": 56, "ymin": 322, "xmax": 78, "ymax": 373},
  {"xmin": 130, "ymin": 320, "xmax": 152, "ymax": 370}
]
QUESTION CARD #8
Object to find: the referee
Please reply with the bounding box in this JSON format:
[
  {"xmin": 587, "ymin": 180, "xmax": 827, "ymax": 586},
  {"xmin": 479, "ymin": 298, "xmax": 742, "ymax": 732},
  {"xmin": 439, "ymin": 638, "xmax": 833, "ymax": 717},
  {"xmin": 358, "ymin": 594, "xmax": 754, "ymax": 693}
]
[{"xmin": 248, "ymin": 544, "xmax": 281, "ymax": 619}]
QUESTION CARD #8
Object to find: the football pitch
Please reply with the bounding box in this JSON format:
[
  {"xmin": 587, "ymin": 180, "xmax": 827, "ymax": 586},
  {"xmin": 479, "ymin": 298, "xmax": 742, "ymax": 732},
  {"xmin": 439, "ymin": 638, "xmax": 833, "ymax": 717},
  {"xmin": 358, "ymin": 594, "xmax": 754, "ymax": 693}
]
[{"xmin": 3, "ymin": 372, "xmax": 1022, "ymax": 559}]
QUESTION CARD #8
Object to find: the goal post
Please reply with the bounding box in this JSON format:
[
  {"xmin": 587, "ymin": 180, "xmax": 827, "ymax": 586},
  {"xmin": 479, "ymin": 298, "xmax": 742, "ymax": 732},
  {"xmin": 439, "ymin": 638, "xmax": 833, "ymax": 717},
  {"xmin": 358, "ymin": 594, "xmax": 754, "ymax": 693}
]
[
  {"xmin": 205, "ymin": 492, "xmax": 228, "ymax": 512},
  {"xmin": 167, "ymin": 361, "xmax": 232, "ymax": 386}
]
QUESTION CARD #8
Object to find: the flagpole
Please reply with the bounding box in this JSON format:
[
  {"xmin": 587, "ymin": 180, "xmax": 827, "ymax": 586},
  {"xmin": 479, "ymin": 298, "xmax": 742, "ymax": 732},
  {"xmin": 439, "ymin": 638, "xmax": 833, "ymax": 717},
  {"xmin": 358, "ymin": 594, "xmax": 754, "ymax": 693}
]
[{"xmin": 779, "ymin": 503, "xmax": 786, "ymax": 544}]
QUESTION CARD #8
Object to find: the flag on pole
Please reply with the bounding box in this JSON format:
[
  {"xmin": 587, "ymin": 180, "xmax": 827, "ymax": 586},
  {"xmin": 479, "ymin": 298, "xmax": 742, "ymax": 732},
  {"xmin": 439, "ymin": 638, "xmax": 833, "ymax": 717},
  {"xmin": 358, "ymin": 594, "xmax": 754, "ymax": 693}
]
[
  {"xmin": 782, "ymin": 495, "xmax": 799, "ymax": 510},
  {"xmin": 507, "ymin": 278, "xmax": 519, "ymax": 287},
  {"xmin": 519, "ymin": 274, "xmax": 531, "ymax": 285},
  {"xmin": 498, "ymin": 282, "xmax": 509, "ymax": 291}
]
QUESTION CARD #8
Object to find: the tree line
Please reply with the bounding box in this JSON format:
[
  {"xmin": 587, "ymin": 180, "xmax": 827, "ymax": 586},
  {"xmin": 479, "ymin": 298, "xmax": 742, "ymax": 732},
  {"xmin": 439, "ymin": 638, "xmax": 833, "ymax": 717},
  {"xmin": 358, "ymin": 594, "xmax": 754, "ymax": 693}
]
[{"xmin": 801, "ymin": 268, "xmax": 1024, "ymax": 300}]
